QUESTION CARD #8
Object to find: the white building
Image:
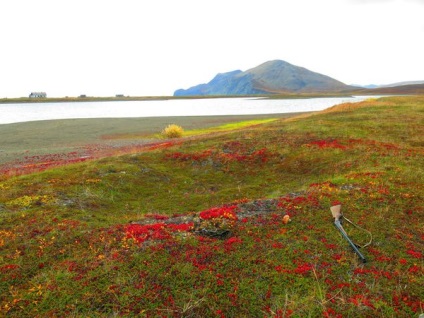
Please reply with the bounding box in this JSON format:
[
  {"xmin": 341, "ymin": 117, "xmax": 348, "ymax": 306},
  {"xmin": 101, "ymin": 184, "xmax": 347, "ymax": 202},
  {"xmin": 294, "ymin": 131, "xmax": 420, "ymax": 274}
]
[{"xmin": 29, "ymin": 92, "xmax": 47, "ymax": 98}]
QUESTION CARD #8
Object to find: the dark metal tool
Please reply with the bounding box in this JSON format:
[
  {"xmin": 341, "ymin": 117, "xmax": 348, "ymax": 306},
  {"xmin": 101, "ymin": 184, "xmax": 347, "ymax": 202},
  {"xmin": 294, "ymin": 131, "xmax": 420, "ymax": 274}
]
[{"xmin": 330, "ymin": 204, "xmax": 367, "ymax": 263}]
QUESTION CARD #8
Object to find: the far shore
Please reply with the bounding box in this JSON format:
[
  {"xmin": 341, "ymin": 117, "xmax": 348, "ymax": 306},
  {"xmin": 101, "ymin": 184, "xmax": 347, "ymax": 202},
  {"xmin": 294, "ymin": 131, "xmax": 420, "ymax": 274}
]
[{"xmin": 0, "ymin": 93, "xmax": 363, "ymax": 104}]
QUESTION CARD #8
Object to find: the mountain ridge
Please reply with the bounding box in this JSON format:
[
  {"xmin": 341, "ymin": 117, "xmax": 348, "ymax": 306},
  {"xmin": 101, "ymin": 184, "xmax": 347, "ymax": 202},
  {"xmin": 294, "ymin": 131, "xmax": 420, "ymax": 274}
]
[{"xmin": 174, "ymin": 60, "xmax": 359, "ymax": 96}]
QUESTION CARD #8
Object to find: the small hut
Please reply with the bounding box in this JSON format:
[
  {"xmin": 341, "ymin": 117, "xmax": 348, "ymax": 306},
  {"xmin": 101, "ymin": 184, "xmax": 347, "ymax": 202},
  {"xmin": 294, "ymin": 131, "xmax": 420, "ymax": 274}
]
[{"xmin": 29, "ymin": 92, "xmax": 47, "ymax": 98}]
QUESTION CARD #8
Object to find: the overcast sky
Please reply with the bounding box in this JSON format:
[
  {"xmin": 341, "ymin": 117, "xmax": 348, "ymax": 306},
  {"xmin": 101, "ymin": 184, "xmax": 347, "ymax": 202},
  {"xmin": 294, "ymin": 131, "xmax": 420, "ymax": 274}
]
[{"xmin": 1, "ymin": 0, "xmax": 423, "ymax": 97}]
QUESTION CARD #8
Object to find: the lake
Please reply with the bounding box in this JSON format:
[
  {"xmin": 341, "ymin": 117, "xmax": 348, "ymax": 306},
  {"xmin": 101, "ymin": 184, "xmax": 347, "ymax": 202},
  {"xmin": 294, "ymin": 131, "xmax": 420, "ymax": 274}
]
[{"xmin": 0, "ymin": 96, "xmax": 372, "ymax": 125}]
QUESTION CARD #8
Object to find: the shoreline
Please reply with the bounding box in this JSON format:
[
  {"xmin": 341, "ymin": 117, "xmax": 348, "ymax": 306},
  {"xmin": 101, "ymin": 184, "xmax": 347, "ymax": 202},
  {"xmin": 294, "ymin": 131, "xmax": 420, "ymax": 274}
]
[
  {"xmin": 0, "ymin": 112, "xmax": 310, "ymax": 127},
  {"xmin": 0, "ymin": 93, "xmax": 359, "ymax": 104},
  {"xmin": 0, "ymin": 95, "xmax": 371, "ymax": 125},
  {"xmin": 0, "ymin": 113, "xmax": 307, "ymax": 166}
]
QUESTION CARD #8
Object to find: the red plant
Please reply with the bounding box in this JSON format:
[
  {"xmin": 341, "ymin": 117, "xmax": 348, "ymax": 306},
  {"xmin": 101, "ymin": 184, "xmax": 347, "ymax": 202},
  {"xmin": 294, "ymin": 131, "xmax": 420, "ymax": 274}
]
[
  {"xmin": 308, "ymin": 139, "xmax": 347, "ymax": 150},
  {"xmin": 199, "ymin": 205, "xmax": 238, "ymax": 220},
  {"xmin": 293, "ymin": 263, "xmax": 313, "ymax": 275},
  {"xmin": 165, "ymin": 146, "xmax": 274, "ymax": 166},
  {"xmin": 406, "ymin": 249, "xmax": 423, "ymax": 259},
  {"xmin": 125, "ymin": 222, "xmax": 194, "ymax": 244},
  {"xmin": 0, "ymin": 264, "xmax": 19, "ymax": 272}
]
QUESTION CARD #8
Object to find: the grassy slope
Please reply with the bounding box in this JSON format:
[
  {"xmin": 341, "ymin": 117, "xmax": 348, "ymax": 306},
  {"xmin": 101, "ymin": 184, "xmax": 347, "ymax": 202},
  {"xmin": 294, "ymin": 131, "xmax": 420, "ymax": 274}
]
[
  {"xmin": 0, "ymin": 96, "xmax": 423, "ymax": 317},
  {"xmin": 0, "ymin": 114, "xmax": 291, "ymax": 166}
]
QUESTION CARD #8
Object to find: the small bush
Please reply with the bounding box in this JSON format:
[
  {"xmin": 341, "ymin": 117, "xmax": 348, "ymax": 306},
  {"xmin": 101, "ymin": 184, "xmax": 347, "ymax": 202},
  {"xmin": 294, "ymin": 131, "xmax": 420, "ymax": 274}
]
[{"xmin": 162, "ymin": 124, "xmax": 184, "ymax": 138}]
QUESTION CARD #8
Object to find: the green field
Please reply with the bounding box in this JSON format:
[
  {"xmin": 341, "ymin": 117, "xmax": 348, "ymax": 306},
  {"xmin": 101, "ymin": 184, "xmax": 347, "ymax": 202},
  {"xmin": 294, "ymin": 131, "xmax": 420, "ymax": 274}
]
[{"xmin": 0, "ymin": 96, "xmax": 423, "ymax": 317}]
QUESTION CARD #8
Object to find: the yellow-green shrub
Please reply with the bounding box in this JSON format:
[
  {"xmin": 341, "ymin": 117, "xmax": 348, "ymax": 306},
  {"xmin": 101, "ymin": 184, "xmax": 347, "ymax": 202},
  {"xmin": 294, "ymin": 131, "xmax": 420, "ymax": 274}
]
[
  {"xmin": 6, "ymin": 195, "xmax": 54, "ymax": 208},
  {"xmin": 162, "ymin": 124, "xmax": 184, "ymax": 138}
]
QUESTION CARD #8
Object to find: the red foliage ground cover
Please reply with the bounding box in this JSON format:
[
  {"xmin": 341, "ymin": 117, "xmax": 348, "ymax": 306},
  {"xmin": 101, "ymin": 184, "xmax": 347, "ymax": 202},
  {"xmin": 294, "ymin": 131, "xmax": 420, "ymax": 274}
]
[{"xmin": 0, "ymin": 141, "xmax": 178, "ymax": 178}]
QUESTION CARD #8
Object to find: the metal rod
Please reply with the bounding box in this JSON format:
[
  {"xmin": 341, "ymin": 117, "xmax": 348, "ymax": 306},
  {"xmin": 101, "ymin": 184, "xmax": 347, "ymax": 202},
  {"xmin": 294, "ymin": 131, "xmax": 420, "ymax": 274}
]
[{"xmin": 334, "ymin": 219, "xmax": 367, "ymax": 263}]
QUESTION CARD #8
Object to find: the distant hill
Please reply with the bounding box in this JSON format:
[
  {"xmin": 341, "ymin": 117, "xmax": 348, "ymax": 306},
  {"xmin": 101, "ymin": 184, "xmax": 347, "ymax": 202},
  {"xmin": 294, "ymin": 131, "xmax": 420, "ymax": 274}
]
[
  {"xmin": 356, "ymin": 83, "xmax": 424, "ymax": 95},
  {"xmin": 174, "ymin": 60, "xmax": 358, "ymax": 96},
  {"xmin": 378, "ymin": 81, "xmax": 424, "ymax": 88},
  {"xmin": 352, "ymin": 84, "xmax": 379, "ymax": 89},
  {"xmin": 353, "ymin": 81, "xmax": 424, "ymax": 89}
]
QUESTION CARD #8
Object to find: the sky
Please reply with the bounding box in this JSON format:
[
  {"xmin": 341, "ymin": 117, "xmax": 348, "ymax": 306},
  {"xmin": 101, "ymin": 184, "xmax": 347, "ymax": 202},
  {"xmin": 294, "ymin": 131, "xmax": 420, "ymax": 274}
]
[{"xmin": 0, "ymin": 0, "xmax": 423, "ymax": 98}]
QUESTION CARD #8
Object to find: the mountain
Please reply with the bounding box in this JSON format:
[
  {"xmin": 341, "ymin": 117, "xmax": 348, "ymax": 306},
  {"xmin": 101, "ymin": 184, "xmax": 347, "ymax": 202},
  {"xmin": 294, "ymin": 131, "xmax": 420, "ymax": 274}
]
[{"xmin": 174, "ymin": 60, "xmax": 358, "ymax": 96}]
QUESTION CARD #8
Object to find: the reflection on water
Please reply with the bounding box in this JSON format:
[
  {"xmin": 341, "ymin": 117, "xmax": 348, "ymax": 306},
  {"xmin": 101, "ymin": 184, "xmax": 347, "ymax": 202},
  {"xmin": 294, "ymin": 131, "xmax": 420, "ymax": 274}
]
[{"xmin": 0, "ymin": 96, "xmax": 372, "ymax": 125}]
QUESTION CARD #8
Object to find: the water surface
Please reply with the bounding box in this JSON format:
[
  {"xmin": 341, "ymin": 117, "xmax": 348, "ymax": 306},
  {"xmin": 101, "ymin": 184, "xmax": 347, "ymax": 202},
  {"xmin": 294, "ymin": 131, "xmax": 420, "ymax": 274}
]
[{"xmin": 0, "ymin": 96, "xmax": 371, "ymax": 125}]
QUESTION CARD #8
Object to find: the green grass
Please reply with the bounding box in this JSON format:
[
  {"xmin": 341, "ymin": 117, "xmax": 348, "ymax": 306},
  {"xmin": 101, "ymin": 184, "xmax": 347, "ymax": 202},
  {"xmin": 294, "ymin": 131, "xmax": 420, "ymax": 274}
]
[
  {"xmin": 182, "ymin": 118, "xmax": 279, "ymax": 137},
  {"xmin": 0, "ymin": 96, "xmax": 423, "ymax": 317}
]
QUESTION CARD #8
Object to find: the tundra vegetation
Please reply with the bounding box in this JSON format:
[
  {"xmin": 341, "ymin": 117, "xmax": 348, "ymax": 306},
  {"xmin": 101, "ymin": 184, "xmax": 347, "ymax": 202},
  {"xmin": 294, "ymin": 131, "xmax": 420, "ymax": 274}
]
[
  {"xmin": 0, "ymin": 96, "xmax": 423, "ymax": 317},
  {"xmin": 161, "ymin": 124, "xmax": 184, "ymax": 139}
]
